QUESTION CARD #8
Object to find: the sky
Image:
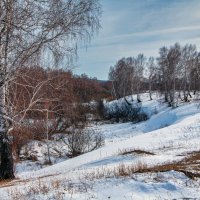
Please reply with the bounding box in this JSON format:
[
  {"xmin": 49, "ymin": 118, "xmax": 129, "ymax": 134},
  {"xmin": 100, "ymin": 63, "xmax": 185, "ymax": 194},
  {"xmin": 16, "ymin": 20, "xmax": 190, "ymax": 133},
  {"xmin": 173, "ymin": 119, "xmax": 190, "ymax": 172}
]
[{"xmin": 74, "ymin": 0, "xmax": 200, "ymax": 80}]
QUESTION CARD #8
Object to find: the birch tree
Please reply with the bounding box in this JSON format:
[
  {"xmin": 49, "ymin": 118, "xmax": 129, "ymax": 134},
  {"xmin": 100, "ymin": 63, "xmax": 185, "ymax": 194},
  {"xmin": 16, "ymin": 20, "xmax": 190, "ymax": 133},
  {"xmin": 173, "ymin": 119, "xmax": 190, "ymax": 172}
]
[
  {"xmin": 134, "ymin": 54, "xmax": 145, "ymax": 102},
  {"xmin": 0, "ymin": 0, "xmax": 101, "ymax": 179},
  {"xmin": 181, "ymin": 44, "xmax": 197, "ymax": 101},
  {"xmin": 146, "ymin": 57, "xmax": 156, "ymax": 100},
  {"xmin": 109, "ymin": 58, "xmax": 133, "ymax": 99}
]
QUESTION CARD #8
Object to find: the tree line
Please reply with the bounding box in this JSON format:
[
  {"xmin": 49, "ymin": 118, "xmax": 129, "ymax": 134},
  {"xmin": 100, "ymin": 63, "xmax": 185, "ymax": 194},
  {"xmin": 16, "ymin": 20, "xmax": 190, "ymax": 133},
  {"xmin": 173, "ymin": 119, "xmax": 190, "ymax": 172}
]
[{"xmin": 109, "ymin": 43, "xmax": 200, "ymax": 107}]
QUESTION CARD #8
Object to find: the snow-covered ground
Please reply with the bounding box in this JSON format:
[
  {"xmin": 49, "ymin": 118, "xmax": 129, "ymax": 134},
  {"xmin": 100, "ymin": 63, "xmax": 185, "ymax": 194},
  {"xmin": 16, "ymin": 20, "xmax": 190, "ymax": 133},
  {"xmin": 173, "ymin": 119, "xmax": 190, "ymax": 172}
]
[{"xmin": 1, "ymin": 93, "xmax": 200, "ymax": 199}]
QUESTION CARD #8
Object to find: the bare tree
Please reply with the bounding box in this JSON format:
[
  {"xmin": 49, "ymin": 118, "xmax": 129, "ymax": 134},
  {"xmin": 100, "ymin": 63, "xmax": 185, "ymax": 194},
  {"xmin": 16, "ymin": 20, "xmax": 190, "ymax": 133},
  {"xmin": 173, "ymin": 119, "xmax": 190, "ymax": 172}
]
[
  {"xmin": 157, "ymin": 44, "xmax": 181, "ymax": 107},
  {"xmin": 109, "ymin": 58, "xmax": 133, "ymax": 99},
  {"xmin": 180, "ymin": 44, "xmax": 197, "ymax": 101},
  {"xmin": 157, "ymin": 46, "xmax": 170, "ymax": 102},
  {"xmin": 146, "ymin": 57, "xmax": 156, "ymax": 100},
  {"xmin": 167, "ymin": 43, "xmax": 181, "ymax": 107},
  {"xmin": 193, "ymin": 52, "xmax": 200, "ymax": 95},
  {"xmin": 0, "ymin": 0, "xmax": 101, "ymax": 179},
  {"xmin": 134, "ymin": 54, "xmax": 145, "ymax": 102},
  {"xmin": 63, "ymin": 127, "xmax": 104, "ymax": 158},
  {"xmin": 109, "ymin": 55, "xmax": 145, "ymax": 102}
]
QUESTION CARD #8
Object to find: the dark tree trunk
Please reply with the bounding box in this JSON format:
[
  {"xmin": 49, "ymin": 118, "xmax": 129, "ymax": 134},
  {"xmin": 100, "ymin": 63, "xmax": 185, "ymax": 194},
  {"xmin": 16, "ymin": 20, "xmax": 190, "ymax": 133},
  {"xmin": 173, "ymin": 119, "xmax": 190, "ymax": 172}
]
[
  {"xmin": 164, "ymin": 92, "xmax": 168, "ymax": 102},
  {"xmin": 149, "ymin": 84, "xmax": 153, "ymax": 100},
  {"xmin": 0, "ymin": 133, "xmax": 15, "ymax": 179},
  {"xmin": 137, "ymin": 93, "xmax": 141, "ymax": 103},
  {"xmin": 124, "ymin": 97, "xmax": 132, "ymax": 106}
]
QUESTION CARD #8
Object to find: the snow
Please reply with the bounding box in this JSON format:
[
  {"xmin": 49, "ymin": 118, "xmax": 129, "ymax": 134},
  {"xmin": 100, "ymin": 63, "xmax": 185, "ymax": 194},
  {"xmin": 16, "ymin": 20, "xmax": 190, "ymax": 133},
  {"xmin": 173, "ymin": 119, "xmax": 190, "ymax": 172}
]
[
  {"xmin": 1, "ymin": 93, "xmax": 200, "ymax": 199},
  {"xmin": 16, "ymin": 138, "xmax": 69, "ymax": 173}
]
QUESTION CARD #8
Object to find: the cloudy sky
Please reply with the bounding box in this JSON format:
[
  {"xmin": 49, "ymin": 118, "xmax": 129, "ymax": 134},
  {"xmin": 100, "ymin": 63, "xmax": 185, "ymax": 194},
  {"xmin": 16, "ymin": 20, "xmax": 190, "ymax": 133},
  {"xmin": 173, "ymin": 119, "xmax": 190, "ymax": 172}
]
[{"xmin": 74, "ymin": 0, "xmax": 200, "ymax": 80}]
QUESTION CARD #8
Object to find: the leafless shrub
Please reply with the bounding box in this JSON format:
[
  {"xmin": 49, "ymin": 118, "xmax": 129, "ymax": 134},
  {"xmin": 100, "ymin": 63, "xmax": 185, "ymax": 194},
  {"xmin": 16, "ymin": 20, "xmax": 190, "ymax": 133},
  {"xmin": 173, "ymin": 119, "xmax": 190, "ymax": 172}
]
[
  {"xmin": 11, "ymin": 127, "xmax": 33, "ymax": 159},
  {"xmin": 63, "ymin": 127, "xmax": 104, "ymax": 158},
  {"xmin": 104, "ymin": 100, "xmax": 148, "ymax": 123}
]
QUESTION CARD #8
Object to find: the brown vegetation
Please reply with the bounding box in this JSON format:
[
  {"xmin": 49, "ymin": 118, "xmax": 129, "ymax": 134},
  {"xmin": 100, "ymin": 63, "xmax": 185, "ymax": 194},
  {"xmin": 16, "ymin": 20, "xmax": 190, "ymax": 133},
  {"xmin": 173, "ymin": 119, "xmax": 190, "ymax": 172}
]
[
  {"xmin": 118, "ymin": 148, "xmax": 155, "ymax": 156},
  {"xmin": 114, "ymin": 151, "xmax": 200, "ymax": 179},
  {"xmin": 83, "ymin": 151, "xmax": 200, "ymax": 181},
  {"xmin": 9, "ymin": 67, "xmax": 109, "ymax": 159}
]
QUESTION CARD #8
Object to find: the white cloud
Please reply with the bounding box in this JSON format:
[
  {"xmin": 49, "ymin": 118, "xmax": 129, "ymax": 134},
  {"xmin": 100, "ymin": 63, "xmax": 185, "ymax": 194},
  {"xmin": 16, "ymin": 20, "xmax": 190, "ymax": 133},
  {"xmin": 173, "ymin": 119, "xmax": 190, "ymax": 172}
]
[{"xmin": 76, "ymin": 0, "xmax": 200, "ymax": 80}]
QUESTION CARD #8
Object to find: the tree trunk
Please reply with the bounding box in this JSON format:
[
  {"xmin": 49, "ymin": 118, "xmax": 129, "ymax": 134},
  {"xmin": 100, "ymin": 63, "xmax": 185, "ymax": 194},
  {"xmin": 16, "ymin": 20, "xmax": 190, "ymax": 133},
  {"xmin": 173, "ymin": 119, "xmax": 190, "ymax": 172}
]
[
  {"xmin": 164, "ymin": 82, "xmax": 168, "ymax": 102},
  {"xmin": 0, "ymin": 0, "xmax": 15, "ymax": 180},
  {"xmin": 46, "ymin": 111, "xmax": 52, "ymax": 165},
  {"xmin": 187, "ymin": 79, "xmax": 192, "ymax": 99},
  {"xmin": 137, "ymin": 94, "xmax": 141, "ymax": 103},
  {"xmin": 137, "ymin": 86, "xmax": 141, "ymax": 102},
  {"xmin": 0, "ymin": 133, "xmax": 14, "ymax": 179},
  {"xmin": 149, "ymin": 82, "xmax": 153, "ymax": 100},
  {"xmin": 111, "ymin": 80, "xmax": 117, "ymax": 99},
  {"xmin": 0, "ymin": 84, "xmax": 15, "ymax": 179},
  {"xmin": 172, "ymin": 74, "xmax": 176, "ymax": 108}
]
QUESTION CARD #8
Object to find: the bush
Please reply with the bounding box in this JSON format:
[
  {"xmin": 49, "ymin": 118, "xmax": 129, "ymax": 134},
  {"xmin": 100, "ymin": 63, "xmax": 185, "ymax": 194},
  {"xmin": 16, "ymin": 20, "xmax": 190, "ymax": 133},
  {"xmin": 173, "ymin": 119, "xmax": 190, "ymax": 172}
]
[
  {"xmin": 11, "ymin": 126, "xmax": 33, "ymax": 159},
  {"xmin": 11, "ymin": 120, "xmax": 55, "ymax": 159},
  {"xmin": 104, "ymin": 100, "xmax": 148, "ymax": 123},
  {"xmin": 63, "ymin": 127, "xmax": 104, "ymax": 158}
]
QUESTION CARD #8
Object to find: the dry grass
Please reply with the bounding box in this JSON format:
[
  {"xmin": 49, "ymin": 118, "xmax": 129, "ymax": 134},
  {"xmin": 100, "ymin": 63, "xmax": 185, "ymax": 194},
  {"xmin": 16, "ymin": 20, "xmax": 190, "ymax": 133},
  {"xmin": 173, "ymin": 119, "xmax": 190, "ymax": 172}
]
[
  {"xmin": 0, "ymin": 180, "xmax": 14, "ymax": 186},
  {"xmin": 5, "ymin": 176, "xmax": 94, "ymax": 200},
  {"xmin": 6, "ymin": 179, "xmax": 65, "ymax": 200},
  {"xmin": 114, "ymin": 162, "xmax": 148, "ymax": 177},
  {"xmin": 0, "ymin": 178, "xmax": 21, "ymax": 188},
  {"xmin": 119, "ymin": 148, "xmax": 155, "ymax": 156},
  {"xmin": 119, "ymin": 150, "xmax": 200, "ymax": 179},
  {"xmin": 83, "ymin": 161, "xmax": 148, "ymax": 181},
  {"xmin": 84, "ymin": 151, "xmax": 200, "ymax": 181},
  {"xmin": 1, "ymin": 150, "xmax": 200, "ymax": 199}
]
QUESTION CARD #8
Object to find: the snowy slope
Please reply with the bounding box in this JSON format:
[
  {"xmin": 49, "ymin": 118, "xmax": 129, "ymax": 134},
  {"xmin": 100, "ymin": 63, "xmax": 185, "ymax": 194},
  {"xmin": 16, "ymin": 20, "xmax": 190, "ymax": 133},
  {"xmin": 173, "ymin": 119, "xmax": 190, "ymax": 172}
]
[{"xmin": 1, "ymin": 94, "xmax": 200, "ymax": 199}]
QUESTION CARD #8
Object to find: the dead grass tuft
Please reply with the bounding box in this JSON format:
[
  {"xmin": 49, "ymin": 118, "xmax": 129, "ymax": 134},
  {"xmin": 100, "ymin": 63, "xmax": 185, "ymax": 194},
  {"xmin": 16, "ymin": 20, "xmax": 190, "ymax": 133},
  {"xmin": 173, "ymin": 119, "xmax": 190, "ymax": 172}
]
[{"xmin": 119, "ymin": 148, "xmax": 155, "ymax": 156}]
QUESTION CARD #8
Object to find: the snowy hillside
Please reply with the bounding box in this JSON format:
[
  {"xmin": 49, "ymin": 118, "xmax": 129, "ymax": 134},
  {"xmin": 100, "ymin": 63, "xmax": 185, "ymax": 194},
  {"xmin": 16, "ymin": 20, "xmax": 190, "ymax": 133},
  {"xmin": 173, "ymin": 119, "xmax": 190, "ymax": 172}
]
[{"xmin": 1, "ymin": 94, "xmax": 200, "ymax": 199}]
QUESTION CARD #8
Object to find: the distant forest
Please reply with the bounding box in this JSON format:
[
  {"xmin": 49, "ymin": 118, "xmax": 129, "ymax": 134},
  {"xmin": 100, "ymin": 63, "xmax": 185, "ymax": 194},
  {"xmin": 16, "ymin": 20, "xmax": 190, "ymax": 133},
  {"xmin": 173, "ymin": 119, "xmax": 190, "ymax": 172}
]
[{"xmin": 109, "ymin": 43, "xmax": 200, "ymax": 107}]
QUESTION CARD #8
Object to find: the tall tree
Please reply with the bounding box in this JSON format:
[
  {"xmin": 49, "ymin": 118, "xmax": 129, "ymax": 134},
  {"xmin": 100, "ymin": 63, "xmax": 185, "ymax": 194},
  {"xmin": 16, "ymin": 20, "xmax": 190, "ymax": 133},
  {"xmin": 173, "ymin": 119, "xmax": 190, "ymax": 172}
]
[
  {"xmin": 134, "ymin": 54, "xmax": 145, "ymax": 102},
  {"xmin": 109, "ymin": 58, "xmax": 133, "ymax": 99},
  {"xmin": 181, "ymin": 44, "xmax": 197, "ymax": 101},
  {"xmin": 0, "ymin": 0, "xmax": 101, "ymax": 179},
  {"xmin": 146, "ymin": 57, "xmax": 156, "ymax": 100},
  {"xmin": 167, "ymin": 43, "xmax": 181, "ymax": 107}
]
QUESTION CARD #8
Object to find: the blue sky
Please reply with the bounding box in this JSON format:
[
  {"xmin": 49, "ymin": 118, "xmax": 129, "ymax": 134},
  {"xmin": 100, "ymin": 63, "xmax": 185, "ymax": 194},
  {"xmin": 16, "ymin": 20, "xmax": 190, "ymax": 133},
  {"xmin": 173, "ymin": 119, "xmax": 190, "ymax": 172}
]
[{"xmin": 74, "ymin": 0, "xmax": 200, "ymax": 80}]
